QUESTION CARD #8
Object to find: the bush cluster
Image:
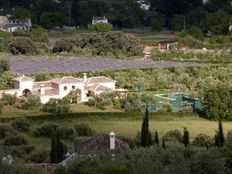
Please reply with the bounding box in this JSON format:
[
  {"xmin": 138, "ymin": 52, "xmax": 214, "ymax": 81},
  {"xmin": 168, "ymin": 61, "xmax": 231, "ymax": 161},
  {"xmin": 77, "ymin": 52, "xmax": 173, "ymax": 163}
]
[
  {"xmin": 27, "ymin": 150, "xmax": 49, "ymax": 163},
  {"xmin": 33, "ymin": 123, "xmax": 57, "ymax": 137},
  {"xmin": 0, "ymin": 100, "xmax": 3, "ymax": 114},
  {"xmin": 74, "ymin": 124, "xmax": 96, "ymax": 136},
  {"xmin": 3, "ymin": 134, "xmax": 28, "ymax": 146},
  {"xmin": 33, "ymin": 123, "xmax": 74, "ymax": 140},
  {"xmin": 53, "ymin": 31, "xmax": 142, "ymax": 57},
  {"xmin": 1, "ymin": 94, "xmax": 17, "ymax": 105},
  {"xmin": 11, "ymin": 118, "xmax": 30, "ymax": 132},
  {"xmin": 9, "ymin": 37, "xmax": 37, "ymax": 55},
  {"xmin": 17, "ymin": 96, "xmax": 41, "ymax": 110},
  {"xmin": 0, "ymin": 59, "xmax": 11, "ymax": 73},
  {"xmin": 12, "ymin": 145, "xmax": 35, "ymax": 158},
  {"xmin": 90, "ymin": 23, "xmax": 113, "ymax": 32},
  {"xmin": 0, "ymin": 124, "xmax": 14, "ymax": 138},
  {"xmin": 42, "ymin": 98, "xmax": 70, "ymax": 114},
  {"xmin": 87, "ymin": 92, "xmax": 116, "ymax": 110}
]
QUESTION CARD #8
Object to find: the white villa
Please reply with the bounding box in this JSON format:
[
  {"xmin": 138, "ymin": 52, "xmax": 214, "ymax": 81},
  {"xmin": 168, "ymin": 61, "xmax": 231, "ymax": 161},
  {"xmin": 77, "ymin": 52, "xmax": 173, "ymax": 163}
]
[
  {"xmin": 0, "ymin": 15, "xmax": 32, "ymax": 32},
  {"xmin": 0, "ymin": 73, "xmax": 127, "ymax": 104}
]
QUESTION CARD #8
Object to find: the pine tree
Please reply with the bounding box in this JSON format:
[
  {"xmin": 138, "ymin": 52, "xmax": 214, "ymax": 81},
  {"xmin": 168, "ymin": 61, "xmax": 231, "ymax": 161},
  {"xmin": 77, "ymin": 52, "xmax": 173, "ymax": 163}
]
[
  {"xmin": 154, "ymin": 130, "xmax": 159, "ymax": 146},
  {"xmin": 140, "ymin": 106, "xmax": 151, "ymax": 147},
  {"xmin": 215, "ymin": 119, "xmax": 225, "ymax": 147},
  {"xmin": 182, "ymin": 127, "xmax": 190, "ymax": 147},
  {"xmin": 50, "ymin": 128, "xmax": 67, "ymax": 163}
]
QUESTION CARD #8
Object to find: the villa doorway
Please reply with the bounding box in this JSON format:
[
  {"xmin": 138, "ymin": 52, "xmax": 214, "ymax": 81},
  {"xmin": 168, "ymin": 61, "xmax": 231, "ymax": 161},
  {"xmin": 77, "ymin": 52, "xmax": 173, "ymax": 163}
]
[{"xmin": 22, "ymin": 89, "xmax": 32, "ymax": 98}]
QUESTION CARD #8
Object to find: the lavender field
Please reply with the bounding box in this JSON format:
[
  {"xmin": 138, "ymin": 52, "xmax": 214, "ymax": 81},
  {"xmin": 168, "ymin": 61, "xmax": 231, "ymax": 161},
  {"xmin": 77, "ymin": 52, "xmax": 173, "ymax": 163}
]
[{"xmin": 9, "ymin": 56, "xmax": 203, "ymax": 74}]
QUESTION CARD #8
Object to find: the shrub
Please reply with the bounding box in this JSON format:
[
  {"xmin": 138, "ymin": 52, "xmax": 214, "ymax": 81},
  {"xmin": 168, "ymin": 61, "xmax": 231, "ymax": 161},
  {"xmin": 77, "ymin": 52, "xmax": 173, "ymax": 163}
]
[
  {"xmin": 226, "ymin": 130, "xmax": 232, "ymax": 147},
  {"xmin": 34, "ymin": 72, "xmax": 50, "ymax": 81},
  {"xmin": 30, "ymin": 27, "xmax": 48, "ymax": 43},
  {"xmin": 0, "ymin": 59, "xmax": 11, "ymax": 73},
  {"xmin": 2, "ymin": 94, "xmax": 17, "ymax": 105},
  {"xmin": 42, "ymin": 98, "xmax": 70, "ymax": 114},
  {"xmin": 33, "ymin": 123, "xmax": 57, "ymax": 137},
  {"xmin": 0, "ymin": 100, "xmax": 3, "ymax": 114},
  {"xmin": 3, "ymin": 134, "xmax": 28, "ymax": 146},
  {"xmin": 19, "ymin": 96, "xmax": 41, "ymax": 110},
  {"xmin": 9, "ymin": 37, "xmax": 37, "ymax": 55},
  {"xmin": 0, "ymin": 38, "xmax": 4, "ymax": 51},
  {"xmin": 12, "ymin": 145, "xmax": 35, "ymax": 157},
  {"xmin": 58, "ymin": 127, "xmax": 74, "ymax": 141},
  {"xmin": 90, "ymin": 23, "xmax": 113, "ymax": 32},
  {"xmin": 187, "ymin": 26, "xmax": 204, "ymax": 40},
  {"xmin": 11, "ymin": 118, "xmax": 30, "ymax": 132},
  {"xmin": 74, "ymin": 124, "xmax": 96, "ymax": 136},
  {"xmin": 192, "ymin": 134, "xmax": 213, "ymax": 147},
  {"xmin": 52, "ymin": 40, "xmax": 73, "ymax": 53},
  {"xmin": 157, "ymin": 102, "xmax": 173, "ymax": 113},
  {"xmin": 0, "ymin": 124, "xmax": 14, "ymax": 138},
  {"xmin": 163, "ymin": 129, "xmax": 182, "ymax": 144},
  {"xmin": 27, "ymin": 150, "xmax": 49, "ymax": 163},
  {"xmin": 152, "ymin": 16, "xmax": 165, "ymax": 32}
]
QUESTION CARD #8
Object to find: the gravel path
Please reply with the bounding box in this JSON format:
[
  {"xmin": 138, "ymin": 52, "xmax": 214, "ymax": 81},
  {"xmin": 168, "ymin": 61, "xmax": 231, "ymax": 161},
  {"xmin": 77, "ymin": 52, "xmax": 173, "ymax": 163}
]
[{"xmin": 10, "ymin": 56, "xmax": 204, "ymax": 74}]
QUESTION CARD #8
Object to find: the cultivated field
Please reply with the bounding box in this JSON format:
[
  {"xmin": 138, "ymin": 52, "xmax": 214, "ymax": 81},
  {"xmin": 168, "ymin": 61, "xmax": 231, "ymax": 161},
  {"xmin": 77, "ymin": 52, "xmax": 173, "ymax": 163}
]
[{"xmin": 9, "ymin": 56, "xmax": 203, "ymax": 74}]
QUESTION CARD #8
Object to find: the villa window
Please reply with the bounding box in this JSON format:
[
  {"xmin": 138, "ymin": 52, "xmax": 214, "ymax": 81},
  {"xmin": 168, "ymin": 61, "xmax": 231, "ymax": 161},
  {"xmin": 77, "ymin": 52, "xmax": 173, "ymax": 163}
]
[
  {"xmin": 64, "ymin": 86, "xmax": 67, "ymax": 90},
  {"xmin": 72, "ymin": 86, "xmax": 75, "ymax": 90}
]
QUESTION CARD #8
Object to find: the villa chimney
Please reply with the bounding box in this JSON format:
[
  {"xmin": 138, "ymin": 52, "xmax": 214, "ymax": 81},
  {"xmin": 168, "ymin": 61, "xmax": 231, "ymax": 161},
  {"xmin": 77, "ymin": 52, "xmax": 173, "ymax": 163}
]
[
  {"xmin": 109, "ymin": 132, "xmax": 115, "ymax": 150},
  {"xmin": 40, "ymin": 84, "xmax": 45, "ymax": 95},
  {"xmin": 83, "ymin": 73, "xmax": 87, "ymax": 82}
]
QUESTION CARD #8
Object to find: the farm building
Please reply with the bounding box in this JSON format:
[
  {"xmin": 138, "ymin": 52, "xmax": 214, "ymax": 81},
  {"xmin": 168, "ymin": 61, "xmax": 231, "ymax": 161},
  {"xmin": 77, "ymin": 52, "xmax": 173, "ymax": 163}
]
[
  {"xmin": 0, "ymin": 73, "xmax": 127, "ymax": 104},
  {"xmin": 92, "ymin": 16, "xmax": 108, "ymax": 25},
  {"xmin": 0, "ymin": 15, "xmax": 31, "ymax": 32}
]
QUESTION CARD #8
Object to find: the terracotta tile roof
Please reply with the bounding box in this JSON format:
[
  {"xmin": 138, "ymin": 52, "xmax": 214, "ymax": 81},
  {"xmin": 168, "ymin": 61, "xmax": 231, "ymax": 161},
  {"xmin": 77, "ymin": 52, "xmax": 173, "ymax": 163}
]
[
  {"xmin": 33, "ymin": 81, "xmax": 52, "ymax": 89},
  {"xmin": 13, "ymin": 75, "xmax": 34, "ymax": 82},
  {"xmin": 32, "ymin": 88, "xmax": 59, "ymax": 96},
  {"xmin": 87, "ymin": 76, "xmax": 115, "ymax": 84},
  {"xmin": 86, "ymin": 84, "xmax": 113, "ymax": 92},
  {"xmin": 75, "ymin": 134, "xmax": 131, "ymax": 154},
  {"xmin": 51, "ymin": 76, "xmax": 82, "ymax": 84}
]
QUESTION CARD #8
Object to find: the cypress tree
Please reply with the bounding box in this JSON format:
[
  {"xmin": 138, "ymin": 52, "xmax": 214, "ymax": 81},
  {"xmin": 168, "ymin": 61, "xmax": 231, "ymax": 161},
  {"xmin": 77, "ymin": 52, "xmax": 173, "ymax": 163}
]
[
  {"xmin": 162, "ymin": 139, "xmax": 166, "ymax": 149},
  {"xmin": 215, "ymin": 118, "xmax": 225, "ymax": 147},
  {"xmin": 154, "ymin": 130, "xmax": 159, "ymax": 146},
  {"xmin": 50, "ymin": 128, "xmax": 67, "ymax": 163},
  {"xmin": 182, "ymin": 127, "xmax": 190, "ymax": 147},
  {"xmin": 140, "ymin": 106, "xmax": 151, "ymax": 147}
]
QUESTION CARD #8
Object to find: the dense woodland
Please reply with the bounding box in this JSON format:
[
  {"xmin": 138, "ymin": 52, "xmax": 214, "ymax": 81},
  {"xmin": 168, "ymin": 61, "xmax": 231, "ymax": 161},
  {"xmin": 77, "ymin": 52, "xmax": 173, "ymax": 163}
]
[{"xmin": 0, "ymin": 0, "xmax": 232, "ymax": 34}]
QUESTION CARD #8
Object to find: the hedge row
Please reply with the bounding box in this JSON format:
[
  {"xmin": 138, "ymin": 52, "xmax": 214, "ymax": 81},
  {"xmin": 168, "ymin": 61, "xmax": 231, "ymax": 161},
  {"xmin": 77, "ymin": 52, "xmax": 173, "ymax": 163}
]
[{"xmin": 0, "ymin": 112, "xmax": 198, "ymax": 122}]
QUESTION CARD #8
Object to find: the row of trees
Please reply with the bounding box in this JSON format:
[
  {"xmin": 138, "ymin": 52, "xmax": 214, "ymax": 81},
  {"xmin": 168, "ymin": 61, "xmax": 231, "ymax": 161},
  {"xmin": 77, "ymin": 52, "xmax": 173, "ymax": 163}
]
[{"xmin": 140, "ymin": 107, "xmax": 225, "ymax": 148}]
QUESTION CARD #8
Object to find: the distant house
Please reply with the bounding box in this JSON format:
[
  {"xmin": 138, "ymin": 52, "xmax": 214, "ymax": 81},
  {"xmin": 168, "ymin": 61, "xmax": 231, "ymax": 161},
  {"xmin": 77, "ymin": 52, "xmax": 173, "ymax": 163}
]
[
  {"xmin": 60, "ymin": 132, "xmax": 131, "ymax": 166},
  {"xmin": 0, "ymin": 73, "xmax": 127, "ymax": 104},
  {"xmin": 0, "ymin": 15, "xmax": 32, "ymax": 32},
  {"xmin": 137, "ymin": 0, "xmax": 150, "ymax": 10},
  {"xmin": 92, "ymin": 16, "xmax": 108, "ymax": 25}
]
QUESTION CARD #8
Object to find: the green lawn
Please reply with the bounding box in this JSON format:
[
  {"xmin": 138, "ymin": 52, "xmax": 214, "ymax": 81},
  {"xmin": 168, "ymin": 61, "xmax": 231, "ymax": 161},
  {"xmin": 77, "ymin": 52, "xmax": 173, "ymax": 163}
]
[
  {"xmin": 24, "ymin": 116, "xmax": 231, "ymax": 152},
  {"xmin": 55, "ymin": 116, "xmax": 232, "ymax": 139}
]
